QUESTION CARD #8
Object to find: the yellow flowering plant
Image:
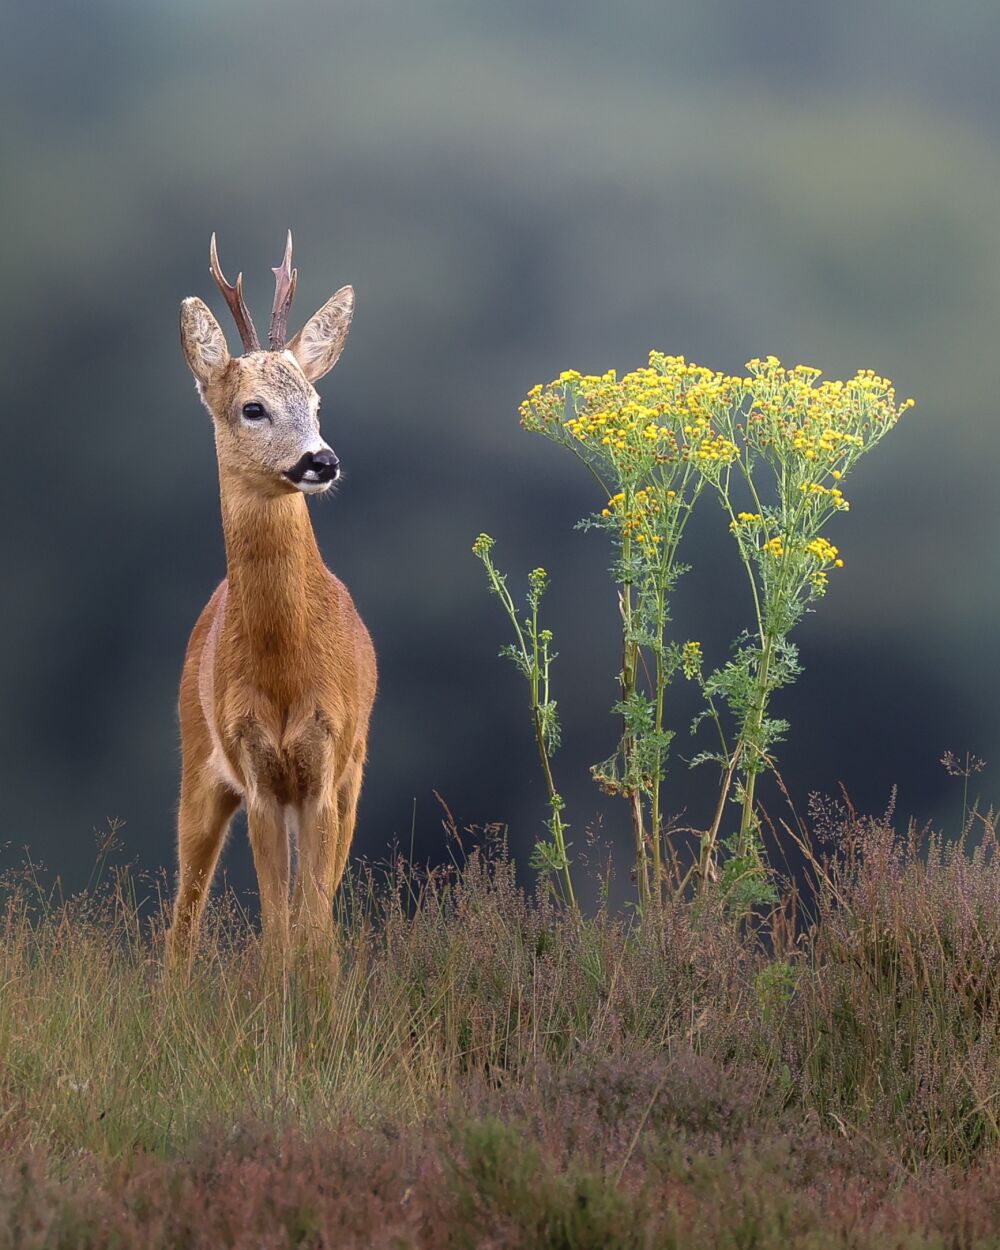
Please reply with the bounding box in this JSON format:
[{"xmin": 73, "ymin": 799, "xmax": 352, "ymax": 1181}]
[
  {"xmin": 686, "ymin": 358, "xmax": 914, "ymax": 904},
  {"xmin": 475, "ymin": 352, "xmax": 911, "ymax": 915},
  {"xmin": 517, "ymin": 358, "xmax": 731, "ymax": 909}
]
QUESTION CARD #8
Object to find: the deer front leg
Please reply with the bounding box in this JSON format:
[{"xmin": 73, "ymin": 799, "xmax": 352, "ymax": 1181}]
[
  {"xmin": 167, "ymin": 769, "xmax": 239, "ymax": 971},
  {"xmin": 292, "ymin": 795, "xmax": 340, "ymax": 966},
  {"xmin": 332, "ymin": 745, "xmax": 366, "ymax": 891},
  {"xmin": 247, "ymin": 796, "xmax": 291, "ymax": 969}
]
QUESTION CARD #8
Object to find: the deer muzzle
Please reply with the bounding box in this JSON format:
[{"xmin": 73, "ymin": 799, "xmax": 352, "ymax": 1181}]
[{"xmin": 284, "ymin": 448, "xmax": 340, "ymax": 492}]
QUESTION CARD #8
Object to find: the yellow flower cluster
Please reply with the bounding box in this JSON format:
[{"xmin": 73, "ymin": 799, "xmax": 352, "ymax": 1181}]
[
  {"xmin": 519, "ymin": 354, "xmax": 912, "ymax": 606},
  {"xmin": 689, "ymin": 430, "xmax": 740, "ymax": 464},
  {"xmin": 799, "ymin": 482, "xmax": 850, "ymax": 511},
  {"xmin": 600, "ymin": 487, "xmax": 674, "ymax": 544},
  {"xmin": 563, "ymin": 405, "xmax": 674, "ymax": 453},
  {"xmin": 681, "ymin": 640, "xmax": 703, "ymax": 679},
  {"xmin": 730, "ymin": 520, "xmax": 845, "ymax": 585},
  {"xmin": 805, "ymin": 537, "xmax": 844, "ymax": 569},
  {"xmin": 522, "ymin": 355, "xmax": 912, "ymax": 483},
  {"xmin": 742, "ymin": 358, "xmax": 914, "ymax": 473},
  {"xmin": 520, "ymin": 354, "xmax": 740, "ymax": 469},
  {"xmin": 787, "ymin": 428, "xmax": 864, "ymax": 460}
]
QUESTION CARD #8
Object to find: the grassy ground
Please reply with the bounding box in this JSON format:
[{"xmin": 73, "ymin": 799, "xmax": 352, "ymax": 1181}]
[{"xmin": 4, "ymin": 808, "xmax": 1000, "ymax": 1247}]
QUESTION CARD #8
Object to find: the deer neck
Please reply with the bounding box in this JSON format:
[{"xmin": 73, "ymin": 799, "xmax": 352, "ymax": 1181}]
[{"xmin": 218, "ymin": 470, "xmax": 326, "ymax": 679}]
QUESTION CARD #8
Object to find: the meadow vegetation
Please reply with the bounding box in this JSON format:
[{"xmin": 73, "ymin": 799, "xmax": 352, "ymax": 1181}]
[{"xmin": 4, "ymin": 800, "xmax": 1000, "ymax": 1246}]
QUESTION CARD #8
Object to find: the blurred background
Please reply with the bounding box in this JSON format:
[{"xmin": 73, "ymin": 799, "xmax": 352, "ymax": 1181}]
[{"xmin": 2, "ymin": 0, "xmax": 998, "ymax": 899}]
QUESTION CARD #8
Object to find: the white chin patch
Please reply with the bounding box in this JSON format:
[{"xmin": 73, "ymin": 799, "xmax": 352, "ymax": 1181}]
[{"xmin": 293, "ymin": 476, "xmax": 332, "ymax": 495}]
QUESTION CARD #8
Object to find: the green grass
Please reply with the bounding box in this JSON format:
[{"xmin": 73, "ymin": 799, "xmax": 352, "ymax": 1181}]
[{"xmin": 4, "ymin": 810, "xmax": 1000, "ymax": 1245}]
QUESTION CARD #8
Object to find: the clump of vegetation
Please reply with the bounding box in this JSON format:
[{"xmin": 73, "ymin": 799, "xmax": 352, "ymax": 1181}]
[
  {"xmin": 477, "ymin": 353, "xmax": 912, "ymax": 910},
  {"xmin": 799, "ymin": 798, "xmax": 1000, "ymax": 1168},
  {"xmin": 0, "ymin": 838, "xmax": 753, "ymax": 1160},
  {"xmin": 5, "ymin": 803, "xmax": 1000, "ymax": 1244}
]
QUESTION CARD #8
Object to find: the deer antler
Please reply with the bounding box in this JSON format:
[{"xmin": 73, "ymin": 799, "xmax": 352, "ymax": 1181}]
[
  {"xmin": 269, "ymin": 230, "xmax": 298, "ymax": 351},
  {"xmin": 209, "ymin": 233, "xmax": 261, "ymax": 353}
]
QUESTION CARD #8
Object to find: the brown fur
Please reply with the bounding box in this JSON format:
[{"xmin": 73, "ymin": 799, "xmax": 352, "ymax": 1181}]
[{"xmin": 167, "ymin": 269, "xmax": 376, "ymax": 970}]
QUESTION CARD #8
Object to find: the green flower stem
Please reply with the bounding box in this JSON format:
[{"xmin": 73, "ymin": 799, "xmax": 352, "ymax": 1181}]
[
  {"xmin": 531, "ymin": 702, "xmax": 576, "ymax": 911},
  {"xmin": 619, "ymin": 524, "xmax": 650, "ymax": 912},
  {"xmin": 648, "ymin": 471, "xmax": 699, "ymax": 903},
  {"xmin": 717, "ymin": 457, "xmax": 800, "ymax": 850},
  {"xmin": 699, "ymin": 744, "xmax": 743, "ymax": 890},
  {"xmin": 738, "ymin": 632, "xmax": 774, "ymax": 842},
  {"xmin": 531, "ymin": 593, "xmax": 577, "ymax": 911},
  {"xmin": 649, "ymin": 576, "xmax": 667, "ymax": 905},
  {"xmin": 647, "ymin": 526, "xmax": 674, "ymax": 907},
  {"xmin": 710, "ymin": 486, "xmax": 767, "ymax": 849},
  {"xmin": 473, "ymin": 539, "xmax": 577, "ymax": 911}
]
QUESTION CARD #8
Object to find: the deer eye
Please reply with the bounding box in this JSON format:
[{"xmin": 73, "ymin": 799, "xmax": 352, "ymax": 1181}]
[{"xmin": 242, "ymin": 402, "xmax": 267, "ymax": 422}]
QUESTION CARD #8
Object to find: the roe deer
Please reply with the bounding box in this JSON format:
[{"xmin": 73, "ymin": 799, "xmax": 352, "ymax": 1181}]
[{"xmin": 167, "ymin": 232, "xmax": 377, "ymax": 970}]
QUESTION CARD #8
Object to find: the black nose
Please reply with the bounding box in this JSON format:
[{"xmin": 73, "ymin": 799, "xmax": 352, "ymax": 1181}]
[
  {"xmin": 307, "ymin": 449, "xmax": 340, "ymax": 481},
  {"xmin": 285, "ymin": 449, "xmax": 340, "ymax": 485}
]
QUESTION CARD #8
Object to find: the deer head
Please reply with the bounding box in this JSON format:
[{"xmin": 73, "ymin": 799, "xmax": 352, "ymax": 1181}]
[{"xmin": 179, "ymin": 232, "xmax": 355, "ymax": 497}]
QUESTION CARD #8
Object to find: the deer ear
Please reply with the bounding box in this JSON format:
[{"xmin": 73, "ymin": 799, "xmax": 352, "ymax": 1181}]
[
  {"xmin": 288, "ymin": 286, "xmax": 354, "ymax": 382},
  {"xmin": 180, "ymin": 297, "xmax": 230, "ymax": 386}
]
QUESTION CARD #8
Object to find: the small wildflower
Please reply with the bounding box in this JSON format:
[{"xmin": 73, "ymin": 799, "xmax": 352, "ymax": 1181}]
[
  {"xmin": 805, "ymin": 537, "xmax": 840, "ymax": 564},
  {"xmin": 681, "ymin": 640, "xmax": 703, "ymax": 680}
]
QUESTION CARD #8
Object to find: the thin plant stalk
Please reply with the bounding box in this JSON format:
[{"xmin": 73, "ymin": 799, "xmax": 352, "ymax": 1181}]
[
  {"xmin": 473, "ymin": 536, "xmax": 577, "ymax": 911},
  {"xmin": 619, "ymin": 526, "xmax": 650, "ymax": 911}
]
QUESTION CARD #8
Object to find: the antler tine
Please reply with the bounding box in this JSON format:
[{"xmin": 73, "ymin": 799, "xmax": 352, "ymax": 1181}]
[
  {"xmin": 269, "ymin": 229, "xmax": 298, "ymax": 351},
  {"xmin": 208, "ymin": 233, "xmax": 261, "ymax": 354}
]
